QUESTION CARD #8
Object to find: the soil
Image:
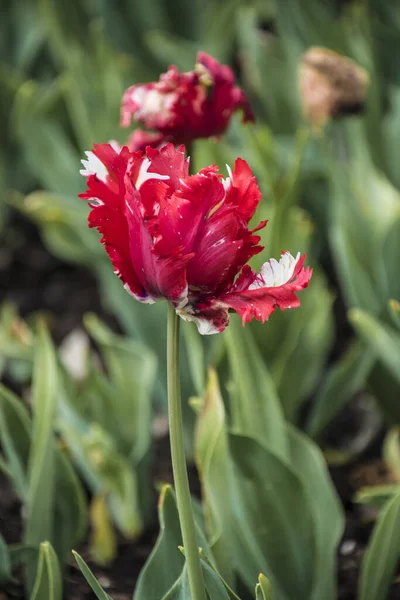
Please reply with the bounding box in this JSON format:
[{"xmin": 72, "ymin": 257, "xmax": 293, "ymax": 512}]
[{"xmin": 1, "ymin": 212, "xmax": 400, "ymax": 599}]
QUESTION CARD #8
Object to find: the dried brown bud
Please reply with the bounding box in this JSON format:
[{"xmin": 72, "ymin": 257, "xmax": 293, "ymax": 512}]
[{"xmin": 299, "ymin": 47, "xmax": 369, "ymax": 129}]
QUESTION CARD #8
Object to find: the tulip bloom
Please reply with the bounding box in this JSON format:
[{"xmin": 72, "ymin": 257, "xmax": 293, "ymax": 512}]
[
  {"xmin": 120, "ymin": 52, "xmax": 254, "ymax": 151},
  {"xmin": 80, "ymin": 144, "xmax": 311, "ymax": 334}
]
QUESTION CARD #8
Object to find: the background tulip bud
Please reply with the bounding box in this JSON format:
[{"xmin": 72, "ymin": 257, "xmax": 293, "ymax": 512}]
[{"xmin": 299, "ymin": 47, "xmax": 369, "ymax": 129}]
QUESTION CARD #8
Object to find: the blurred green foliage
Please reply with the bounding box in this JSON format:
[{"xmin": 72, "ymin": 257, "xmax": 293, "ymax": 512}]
[{"xmin": 1, "ymin": 0, "xmax": 400, "ymax": 598}]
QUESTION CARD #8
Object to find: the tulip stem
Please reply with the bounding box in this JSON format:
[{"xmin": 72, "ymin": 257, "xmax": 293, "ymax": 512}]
[{"xmin": 167, "ymin": 304, "xmax": 206, "ymax": 600}]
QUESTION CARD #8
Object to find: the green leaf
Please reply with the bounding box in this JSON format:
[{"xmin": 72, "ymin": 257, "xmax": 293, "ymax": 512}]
[
  {"xmin": 368, "ymin": 361, "xmax": 400, "ymax": 423},
  {"xmin": 134, "ymin": 485, "xmax": 185, "ymax": 600},
  {"xmin": 287, "ymin": 426, "xmax": 344, "ymax": 600},
  {"xmin": 328, "ymin": 123, "xmax": 400, "ymax": 314},
  {"xmin": 52, "ymin": 447, "xmax": 88, "ymax": 562},
  {"xmin": 83, "ymin": 423, "xmax": 142, "ymax": 538},
  {"xmin": 224, "ymin": 320, "xmax": 288, "ymax": 460},
  {"xmin": 359, "ymin": 492, "xmax": 400, "ymax": 600},
  {"xmin": 383, "ymin": 427, "xmax": 400, "ymax": 481},
  {"xmin": 198, "ymin": 549, "xmax": 241, "ymax": 600},
  {"xmin": 135, "ymin": 485, "xmax": 211, "ymax": 600},
  {"xmin": 229, "ymin": 434, "xmax": 316, "ymax": 599},
  {"xmin": 354, "ymin": 485, "xmax": 400, "ymax": 510},
  {"xmin": 72, "ymin": 551, "xmax": 113, "ymax": 600},
  {"xmin": 84, "ymin": 313, "xmax": 156, "ymax": 460},
  {"xmin": 349, "ymin": 308, "xmax": 400, "ymax": 386},
  {"xmin": 160, "ymin": 550, "xmax": 242, "ymax": 600},
  {"xmin": 0, "ymin": 384, "xmax": 31, "ymax": 498},
  {"xmin": 30, "ymin": 542, "xmax": 62, "ymax": 600},
  {"xmin": 255, "ymin": 574, "xmax": 273, "ymax": 600},
  {"xmin": 0, "ymin": 371, "xmax": 87, "ymax": 565},
  {"xmin": 160, "ymin": 565, "xmax": 190, "ymax": 600},
  {"xmin": 306, "ymin": 340, "xmax": 375, "ymax": 438},
  {"xmin": 264, "ymin": 272, "xmax": 334, "ymax": 423},
  {"xmin": 382, "ymin": 216, "xmax": 400, "ymax": 302},
  {"xmin": 9, "ymin": 544, "xmax": 38, "ymax": 570},
  {"xmin": 195, "ymin": 369, "xmax": 235, "ymax": 583},
  {"xmin": 0, "ymin": 533, "xmax": 11, "ymax": 584},
  {"xmin": 25, "ymin": 324, "xmax": 58, "ymax": 591},
  {"xmin": 200, "ymin": 559, "xmax": 231, "ymax": 600}
]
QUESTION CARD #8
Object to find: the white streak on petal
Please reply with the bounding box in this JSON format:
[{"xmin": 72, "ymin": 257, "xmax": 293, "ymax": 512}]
[
  {"xmin": 136, "ymin": 158, "xmax": 170, "ymax": 189},
  {"xmin": 249, "ymin": 251, "xmax": 301, "ymax": 289},
  {"xmin": 222, "ymin": 163, "xmax": 233, "ymax": 191},
  {"xmin": 125, "ymin": 200, "xmax": 134, "ymax": 215},
  {"xmin": 109, "ymin": 139, "xmax": 122, "ymax": 153},
  {"xmin": 123, "ymin": 283, "xmax": 157, "ymax": 304},
  {"xmin": 80, "ymin": 142, "xmax": 121, "ymax": 181},
  {"xmin": 174, "ymin": 287, "xmax": 189, "ymax": 311},
  {"xmin": 80, "ymin": 151, "xmax": 109, "ymax": 182},
  {"xmin": 177, "ymin": 310, "xmax": 221, "ymax": 335}
]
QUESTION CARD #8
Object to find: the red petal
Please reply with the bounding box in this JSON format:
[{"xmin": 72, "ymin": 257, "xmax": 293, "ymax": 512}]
[
  {"xmin": 123, "ymin": 172, "xmax": 193, "ymax": 304},
  {"xmin": 226, "ymin": 158, "xmax": 262, "ymax": 222},
  {"xmin": 186, "ymin": 210, "xmax": 245, "ymax": 289},
  {"xmin": 220, "ymin": 259, "xmax": 313, "ymax": 325},
  {"xmin": 151, "ymin": 169, "xmax": 225, "ymax": 258},
  {"xmin": 80, "ymin": 143, "xmax": 148, "ymax": 299},
  {"xmin": 178, "ymin": 302, "xmax": 230, "ymax": 335},
  {"xmin": 145, "ymin": 143, "xmax": 189, "ymax": 191}
]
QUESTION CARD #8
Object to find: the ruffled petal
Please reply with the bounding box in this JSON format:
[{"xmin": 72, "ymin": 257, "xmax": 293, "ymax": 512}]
[
  {"xmin": 79, "ymin": 143, "xmax": 149, "ymax": 299},
  {"xmin": 225, "ymin": 158, "xmax": 262, "ymax": 221},
  {"xmin": 219, "ymin": 253, "xmax": 312, "ymax": 325},
  {"xmin": 124, "ymin": 168, "xmax": 193, "ymax": 306},
  {"xmin": 144, "ymin": 143, "xmax": 189, "ymax": 191},
  {"xmin": 186, "ymin": 210, "xmax": 245, "ymax": 290}
]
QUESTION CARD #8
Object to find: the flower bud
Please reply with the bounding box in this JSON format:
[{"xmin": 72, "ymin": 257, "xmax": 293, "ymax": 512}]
[{"xmin": 299, "ymin": 47, "xmax": 369, "ymax": 129}]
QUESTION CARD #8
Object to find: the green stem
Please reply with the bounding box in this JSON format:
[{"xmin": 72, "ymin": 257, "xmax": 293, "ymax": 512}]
[{"xmin": 167, "ymin": 304, "xmax": 207, "ymax": 600}]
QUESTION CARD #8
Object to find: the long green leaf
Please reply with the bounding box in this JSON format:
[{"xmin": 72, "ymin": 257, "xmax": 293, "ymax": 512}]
[
  {"xmin": 195, "ymin": 369, "xmax": 234, "ymax": 584},
  {"xmin": 161, "ymin": 551, "xmax": 242, "ymax": 600},
  {"xmin": 306, "ymin": 340, "xmax": 375, "ymax": 438},
  {"xmin": 0, "ymin": 380, "xmax": 87, "ymax": 566},
  {"xmin": 359, "ymin": 492, "xmax": 400, "ymax": 600},
  {"xmin": 287, "ymin": 426, "xmax": 344, "ymax": 600},
  {"xmin": 0, "ymin": 384, "xmax": 31, "ymax": 498},
  {"xmin": 30, "ymin": 542, "xmax": 62, "ymax": 600},
  {"xmin": 224, "ymin": 320, "xmax": 288, "ymax": 459},
  {"xmin": 134, "ymin": 485, "xmax": 185, "ymax": 600},
  {"xmin": 72, "ymin": 551, "xmax": 113, "ymax": 600},
  {"xmin": 84, "ymin": 313, "xmax": 156, "ymax": 460},
  {"xmin": 229, "ymin": 434, "xmax": 316, "ymax": 600},
  {"xmin": 349, "ymin": 308, "xmax": 400, "ymax": 385},
  {"xmin": 135, "ymin": 484, "xmax": 212, "ymax": 600},
  {"xmin": 0, "ymin": 533, "xmax": 11, "ymax": 584},
  {"xmin": 25, "ymin": 324, "xmax": 58, "ymax": 591}
]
